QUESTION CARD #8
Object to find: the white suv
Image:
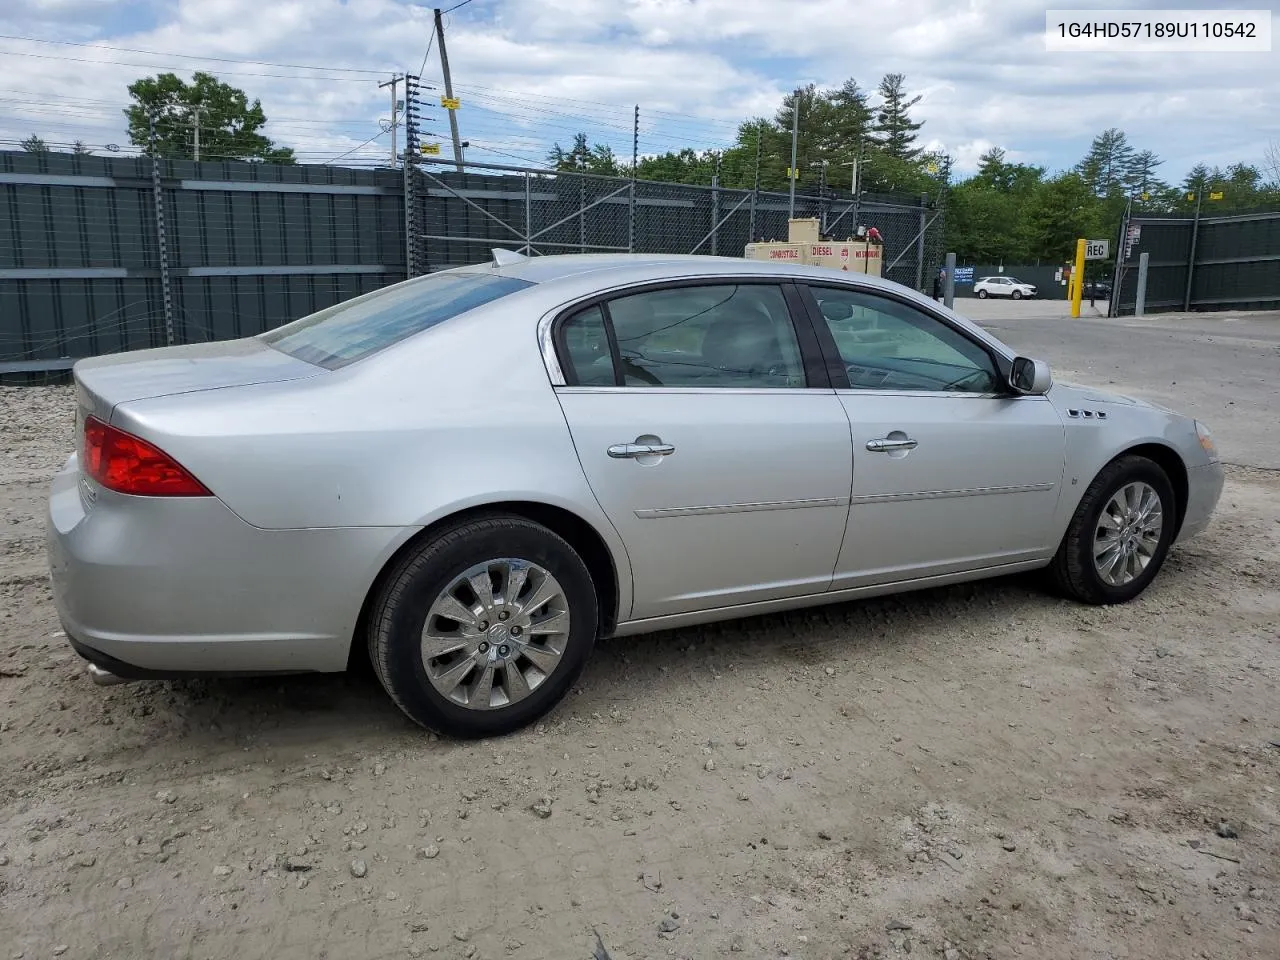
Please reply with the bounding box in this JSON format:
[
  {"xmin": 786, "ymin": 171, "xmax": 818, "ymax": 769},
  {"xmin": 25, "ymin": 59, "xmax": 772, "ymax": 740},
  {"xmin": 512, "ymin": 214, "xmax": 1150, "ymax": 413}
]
[{"xmin": 974, "ymin": 276, "xmax": 1036, "ymax": 300}]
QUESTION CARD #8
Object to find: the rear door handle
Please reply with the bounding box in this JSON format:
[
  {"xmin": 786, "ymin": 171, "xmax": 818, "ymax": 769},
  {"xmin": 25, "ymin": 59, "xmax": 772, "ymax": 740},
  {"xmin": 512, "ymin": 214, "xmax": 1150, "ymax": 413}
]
[
  {"xmin": 866, "ymin": 437, "xmax": 918, "ymax": 452},
  {"xmin": 608, "ymin": 442, "xmax": 676, "ymax": 459}
]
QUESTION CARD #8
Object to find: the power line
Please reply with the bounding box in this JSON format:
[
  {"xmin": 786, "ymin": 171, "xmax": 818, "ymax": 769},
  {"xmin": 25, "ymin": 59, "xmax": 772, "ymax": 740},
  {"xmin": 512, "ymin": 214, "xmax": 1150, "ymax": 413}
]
[
  {"xmin": 322, "ymin": 129, "xmax": 389, "ymax": 164},
  {"xmin": 0, "ymin": 34, "xmax": 390, "ymax": 74},
  {"xmin": 443, "ymin": 0, "xmax": 476, "ymax": 13},
  {"xmin": 416, "ymin": 26, "xmax": 438, "ymax": 81},
  {"xmin": 0, "ymin": 48, "xmax": 379, "ymax": 82}
]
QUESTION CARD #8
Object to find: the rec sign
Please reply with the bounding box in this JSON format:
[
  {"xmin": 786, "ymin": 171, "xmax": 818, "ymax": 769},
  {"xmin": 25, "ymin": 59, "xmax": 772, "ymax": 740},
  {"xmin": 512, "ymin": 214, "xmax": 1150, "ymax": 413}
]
[{"xmin": 1085, "ymin": 239, "xmax": 1109, "ymax": 260}]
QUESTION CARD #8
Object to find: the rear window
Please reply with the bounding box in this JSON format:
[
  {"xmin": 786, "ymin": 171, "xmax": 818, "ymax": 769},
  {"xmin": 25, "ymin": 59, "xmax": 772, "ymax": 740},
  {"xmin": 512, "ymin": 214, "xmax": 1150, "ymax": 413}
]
[{"xmin": 260, "ymin": 271, "xmax": 534, "ymax": 369}]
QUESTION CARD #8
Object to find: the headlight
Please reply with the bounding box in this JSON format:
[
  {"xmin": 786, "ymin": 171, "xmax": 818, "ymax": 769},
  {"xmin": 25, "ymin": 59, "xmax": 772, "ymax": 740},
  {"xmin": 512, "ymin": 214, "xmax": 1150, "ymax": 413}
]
[{"xmin": 1195, "ymin": 421, "xmax": 1219, "ymax": 462}]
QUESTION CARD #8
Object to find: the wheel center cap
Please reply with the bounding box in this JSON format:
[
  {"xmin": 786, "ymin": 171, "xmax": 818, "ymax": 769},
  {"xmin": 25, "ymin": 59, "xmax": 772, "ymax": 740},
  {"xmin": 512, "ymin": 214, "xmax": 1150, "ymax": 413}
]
[{"xmin": 487, "ymin": 624, "xmax": 511, "ymax": 644}]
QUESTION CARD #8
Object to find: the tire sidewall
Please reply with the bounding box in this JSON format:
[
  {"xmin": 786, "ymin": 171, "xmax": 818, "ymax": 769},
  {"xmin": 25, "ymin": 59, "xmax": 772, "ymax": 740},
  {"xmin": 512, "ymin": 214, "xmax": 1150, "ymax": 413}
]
[
  {"xmin": 977, "ymin": 289, "xmax": 988, "ymax": 298},
  {"xmin": 1072, "ymin": 459, "xmax": 1176, "ymax": 602},
  {"xmin": 376, "ymin": 520, "xmax": 598, "ymax": 738}
]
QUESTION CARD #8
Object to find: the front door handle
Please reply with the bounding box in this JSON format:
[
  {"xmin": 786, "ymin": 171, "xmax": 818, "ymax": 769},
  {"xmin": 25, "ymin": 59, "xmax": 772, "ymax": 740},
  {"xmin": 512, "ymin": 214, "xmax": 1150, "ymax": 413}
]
[
  {"xmin": 866, "ymin": 436, "xmax": 918, "ymax": 452},
  {"xmin": 608, "ymin": 442, "xmax": 676, "ymax": 459}
]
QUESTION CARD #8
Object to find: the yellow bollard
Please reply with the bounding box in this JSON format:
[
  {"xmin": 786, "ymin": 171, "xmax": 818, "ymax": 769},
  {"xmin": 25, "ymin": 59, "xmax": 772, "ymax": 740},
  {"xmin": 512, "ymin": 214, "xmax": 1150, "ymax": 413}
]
[{"xmin": 1070, "ymin": 238, "xmax": 1086, "ymax": 318}]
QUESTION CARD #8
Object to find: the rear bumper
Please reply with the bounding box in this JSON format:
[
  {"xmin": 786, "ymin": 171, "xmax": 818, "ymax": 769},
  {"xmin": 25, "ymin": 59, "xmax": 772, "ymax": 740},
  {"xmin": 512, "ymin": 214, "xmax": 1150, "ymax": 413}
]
[
  {"xmin": 47, "ymin": 453, "xmax": 406, "ymax": 677},
  {"xmin": 1176, "ymin": 460, "xmax": 1225, "ymax": 544}
]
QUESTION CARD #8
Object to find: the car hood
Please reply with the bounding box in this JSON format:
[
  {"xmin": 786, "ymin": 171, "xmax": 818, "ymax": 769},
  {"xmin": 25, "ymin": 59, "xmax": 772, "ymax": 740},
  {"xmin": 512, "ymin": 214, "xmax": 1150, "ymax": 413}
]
[{"xmin": 1049, "ymin": 379, "xmax": 1176, "ymax": 415}]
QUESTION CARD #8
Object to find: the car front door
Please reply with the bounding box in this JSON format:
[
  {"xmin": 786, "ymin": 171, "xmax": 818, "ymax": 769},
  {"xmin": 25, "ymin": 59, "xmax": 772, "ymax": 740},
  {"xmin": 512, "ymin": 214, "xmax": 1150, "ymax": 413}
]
[
  {"xmin": 800, "ymin": 283, "xmax": 1067, "ymax": 589},
  {"xmin": 549, "ymin": 280, "xmax": 853, "ymax": 622}
]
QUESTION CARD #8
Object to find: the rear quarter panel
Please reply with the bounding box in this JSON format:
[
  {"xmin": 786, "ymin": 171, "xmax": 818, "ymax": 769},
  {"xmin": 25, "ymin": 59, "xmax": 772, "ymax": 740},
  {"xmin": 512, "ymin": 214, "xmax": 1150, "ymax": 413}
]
[{"xmin": 110, "ymin": 302, "xmax": 634, "ymax": 616}]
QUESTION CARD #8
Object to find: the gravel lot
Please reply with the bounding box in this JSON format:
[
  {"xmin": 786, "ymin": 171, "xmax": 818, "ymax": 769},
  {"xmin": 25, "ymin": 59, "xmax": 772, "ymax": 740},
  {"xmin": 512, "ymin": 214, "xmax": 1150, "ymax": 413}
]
[{"xmin": 2, "ymin": 312, "xmax": 1278, "ymax": 960}]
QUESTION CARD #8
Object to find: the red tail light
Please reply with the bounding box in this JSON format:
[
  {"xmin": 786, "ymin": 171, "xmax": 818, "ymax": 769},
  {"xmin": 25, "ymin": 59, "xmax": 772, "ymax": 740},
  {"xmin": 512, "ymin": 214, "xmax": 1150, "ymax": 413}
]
[{"xmin": 83, "ymin": 416, "xmax": 212, "ymax": 497}]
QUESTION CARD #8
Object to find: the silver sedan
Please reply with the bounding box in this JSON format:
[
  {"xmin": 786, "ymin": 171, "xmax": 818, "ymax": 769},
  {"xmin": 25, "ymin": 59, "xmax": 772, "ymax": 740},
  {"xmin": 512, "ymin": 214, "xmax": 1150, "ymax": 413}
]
[{"xmin": 47, "ymin": 251, "xmax": 1225, "ymax": 738}]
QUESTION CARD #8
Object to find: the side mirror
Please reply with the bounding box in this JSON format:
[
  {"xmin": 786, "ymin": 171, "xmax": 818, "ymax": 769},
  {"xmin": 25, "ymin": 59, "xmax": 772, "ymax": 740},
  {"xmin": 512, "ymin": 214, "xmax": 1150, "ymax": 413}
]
[{"xmin": 1010, "ymin": 356, "xmax": 1052, "ymax": 395}]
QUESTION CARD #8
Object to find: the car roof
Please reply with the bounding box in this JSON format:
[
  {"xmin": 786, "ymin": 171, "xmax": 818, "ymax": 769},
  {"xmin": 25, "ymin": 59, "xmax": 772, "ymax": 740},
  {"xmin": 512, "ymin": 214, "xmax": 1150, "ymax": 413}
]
[{"xmin": 443, "ymin": 251, "xmax": 915, "ymax": 298}]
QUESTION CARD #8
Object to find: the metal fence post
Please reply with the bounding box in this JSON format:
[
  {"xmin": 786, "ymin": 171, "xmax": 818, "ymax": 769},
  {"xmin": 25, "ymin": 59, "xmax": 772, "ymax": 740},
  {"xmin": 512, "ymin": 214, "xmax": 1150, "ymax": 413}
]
[
  {"xmin": 1135, "ymin": 251, "xmax": 1150, "ymax": 316},
  {"xmin": 147, "ymin": 113, "xmax": 176, "ymax": 346},
  {"xmin": 1182, "ymin": 187, "xmax": 1202, "ymax": 311},
  {"xmin": 943, "ymin": 251, "xmax": 956, "ymax": 308},
  {"xmin": 710, "ymin": 174, "xmax": 719, "ymax": 256},
  {"xmin": 523, "ymin": 172, "xmax": 532, "ymax": 255},
  {"xmin": 914, "ymin": 193, "xmax": 928, "ymax": 291},
  {"xmin": 579, "ymin": 179, "xmax": 586, "ymax": 253}
]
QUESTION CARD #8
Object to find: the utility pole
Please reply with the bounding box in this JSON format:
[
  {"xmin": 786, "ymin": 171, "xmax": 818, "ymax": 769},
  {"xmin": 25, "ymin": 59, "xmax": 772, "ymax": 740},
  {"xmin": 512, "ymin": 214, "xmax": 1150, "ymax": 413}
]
[
  {"xmin": 379, "ymin": 74, "xmax": 402, "ymax": 167},
  {"xmin": 788, "ymin": 88, "xmax": 800, "ymax": 219},
  {"xmin": 434, "ymin": 8, "xmax": 464, "ymax": 172},
  {"xmin": 192, "ymin": 104, "xmax": 205, "ymax": 162}
]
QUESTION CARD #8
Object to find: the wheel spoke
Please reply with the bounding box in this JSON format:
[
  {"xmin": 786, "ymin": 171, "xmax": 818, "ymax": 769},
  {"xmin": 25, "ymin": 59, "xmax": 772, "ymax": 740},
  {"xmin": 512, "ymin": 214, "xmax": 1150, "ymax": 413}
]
[
  {"xmin": 502, "ymin": 562, "xmax": 530, "ymax": 607},
  {"xmin": 432, "ymin": 594, "xmax": 480, "ymax": 628},
  {"xmin": 519, "ymin": 576, "xmax": 561, "ymax": 617},
  {"xmin": 469, "ymin": 662, "xmax": 496, "ymax": 708},
  {"xmin": 526, "ymin": 610, "xmax": 569, "ymax": 637},
  {"xmin": 467, "ymin": 571, "xmax": 498, "ymax": 618},
  {"xmin": 431, "ymin": 653, "xmax": 478, "ymax": 696},
  {"xmin": 421, "ymin": 633, "xmax": 471, "ymax": 661},
  {"xmin": 504, "ymin": 662, "xmax": 532, "ymax": 703},
  {"xmin": 518, "ymin": 642, "xmax": 562, "ymax": 676},
  {"xmin": 1096, "ymin": 511, "xmax": 1122, "ymax": 533}
]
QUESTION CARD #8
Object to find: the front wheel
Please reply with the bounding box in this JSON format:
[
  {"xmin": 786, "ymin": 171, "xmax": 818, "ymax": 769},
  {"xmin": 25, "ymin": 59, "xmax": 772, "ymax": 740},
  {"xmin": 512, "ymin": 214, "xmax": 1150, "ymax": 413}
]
[
  {"xmin": 368, "ymin": 516, "xmax": 598, "ymax": 738},
  {"xmin": 1047, "ymin": 455, "xmax": 1177, "ymax": 604},
  {"xmin": 1012, "ymin": 290, "xmax": 1023, "ymax": 300}
]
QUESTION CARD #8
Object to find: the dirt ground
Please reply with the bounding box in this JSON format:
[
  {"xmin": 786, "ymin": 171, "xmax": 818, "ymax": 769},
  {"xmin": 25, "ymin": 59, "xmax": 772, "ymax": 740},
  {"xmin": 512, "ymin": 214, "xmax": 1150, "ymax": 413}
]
[{"xmin": 1, "ymin": 380, "xmax": 1278, "ymax": 960}]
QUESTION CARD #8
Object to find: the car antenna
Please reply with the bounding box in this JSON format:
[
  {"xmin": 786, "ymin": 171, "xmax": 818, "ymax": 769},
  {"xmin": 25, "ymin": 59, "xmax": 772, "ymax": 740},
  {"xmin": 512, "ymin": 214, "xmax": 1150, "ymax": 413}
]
[{"xmin": 491, "ymin": 248, "xmax": 529, "ymax": 267}]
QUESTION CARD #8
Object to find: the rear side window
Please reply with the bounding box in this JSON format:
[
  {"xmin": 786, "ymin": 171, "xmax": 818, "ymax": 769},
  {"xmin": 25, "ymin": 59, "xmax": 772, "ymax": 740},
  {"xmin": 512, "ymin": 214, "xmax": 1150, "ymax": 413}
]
[{"xmin": 261, "ymin": 272, "xmax": 533, "ymax": 369}]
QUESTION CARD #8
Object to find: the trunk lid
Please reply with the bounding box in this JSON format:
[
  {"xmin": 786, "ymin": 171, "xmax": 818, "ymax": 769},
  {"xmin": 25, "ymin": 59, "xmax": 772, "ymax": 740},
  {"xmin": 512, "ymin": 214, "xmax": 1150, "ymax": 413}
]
[
  {"xmin": 73, "ymin": 337, "xmax": 322, "ymax": 424},
  {"xmin": 72, "ymin": 338, "xmax": 323, "ymax": 462}
]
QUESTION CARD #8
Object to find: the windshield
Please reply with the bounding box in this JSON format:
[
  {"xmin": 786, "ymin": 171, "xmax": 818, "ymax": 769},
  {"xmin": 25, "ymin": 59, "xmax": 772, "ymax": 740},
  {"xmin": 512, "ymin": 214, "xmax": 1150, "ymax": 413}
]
[{"xmin": 260, "ymin": 271, "xmax": 534, "ymax": 369}]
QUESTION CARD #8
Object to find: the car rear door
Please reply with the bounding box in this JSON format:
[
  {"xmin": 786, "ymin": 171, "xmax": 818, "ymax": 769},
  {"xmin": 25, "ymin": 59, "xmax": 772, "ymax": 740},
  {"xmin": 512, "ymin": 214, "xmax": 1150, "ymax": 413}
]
[
  {"xmin": 799, "ymin": 282, "xmax": 1067, "ymax": 589},
  {"xmin": 549, "ymin": 279, "xmax": 853, "ymax": 622}
]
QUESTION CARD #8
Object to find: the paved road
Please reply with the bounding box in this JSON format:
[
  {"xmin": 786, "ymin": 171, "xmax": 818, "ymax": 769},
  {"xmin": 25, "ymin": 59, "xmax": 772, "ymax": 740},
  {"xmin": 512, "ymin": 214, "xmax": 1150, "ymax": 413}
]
[{"xmin": 954, "ymin": 302, "xmax": 1280, "ymax": 469}]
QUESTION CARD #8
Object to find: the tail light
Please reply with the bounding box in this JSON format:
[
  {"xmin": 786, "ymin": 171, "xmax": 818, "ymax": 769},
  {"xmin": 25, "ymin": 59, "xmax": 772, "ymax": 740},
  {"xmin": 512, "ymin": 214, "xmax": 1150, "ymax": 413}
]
[{"xmin": 82, "ymin": 416, "xmax": 212, "ymax": 497}]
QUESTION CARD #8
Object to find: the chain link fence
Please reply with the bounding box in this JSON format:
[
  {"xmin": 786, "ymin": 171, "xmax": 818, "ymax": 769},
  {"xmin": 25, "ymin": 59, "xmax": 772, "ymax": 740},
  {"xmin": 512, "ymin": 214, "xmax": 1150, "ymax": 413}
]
[
  {"xmin": 1, "ymin": 150, "xmax": 946, "ymax": 376},
  {"xmin": 414, "ymin": 158, "xmax": 944, "ymax": 290}
]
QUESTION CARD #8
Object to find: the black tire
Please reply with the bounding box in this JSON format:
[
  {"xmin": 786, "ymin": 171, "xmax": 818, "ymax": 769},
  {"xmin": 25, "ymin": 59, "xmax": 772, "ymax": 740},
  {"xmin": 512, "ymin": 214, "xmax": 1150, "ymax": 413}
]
[
  {"xmin": 977, "ymin": 289, "xmax": 988, "ymax": 299},
  {"xmin": 1046, "ymin": 454, "xmax": 1177, "ymax": 605},
  {"xmin": 1012, "ymin": 290, "xmax": 1023, "ymax": 300},
  {"xmin": 368, "ymin": 515, "xmax": 598, "ymax": 738}
]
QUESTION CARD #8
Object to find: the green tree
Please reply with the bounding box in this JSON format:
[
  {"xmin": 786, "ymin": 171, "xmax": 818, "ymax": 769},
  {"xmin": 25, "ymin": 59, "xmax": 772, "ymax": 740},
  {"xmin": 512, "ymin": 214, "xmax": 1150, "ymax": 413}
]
[
  {"xmin": 20, "ymin": 134, "xmax": 48, "ymax": 153},
  {"xmin": 124, "ymin": 71, "xmax": 295, "ymax": 163},
  {"xmin": 1025, "ymin": 171, "xmax": 1098, "ymax": 261},
  {"xmin": 72, "ymin": 140, "xmax": 91, "ymax": 155},
  {"xmin": 1076, "ymin": 128, "xmax": 1134, "ymax": 196},
  {"xmin": 547, "ymin": 132, "xmax": 621, "ymax": 175},
  {"xmin": 872, "ymin": 73, "xmax": 924, "ymax": 161}
]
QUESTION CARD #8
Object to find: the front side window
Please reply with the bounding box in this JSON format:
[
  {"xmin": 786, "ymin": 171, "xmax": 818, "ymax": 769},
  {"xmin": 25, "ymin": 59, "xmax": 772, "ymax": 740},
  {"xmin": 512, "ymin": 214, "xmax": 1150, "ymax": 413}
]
[
  {"xmin": 808, "ymin": 286, "xmax": 1001, "ymax": 393},
  {"xmin": 562, "ymin": 283, "xmax": 806, "ymax": 388},
  {"xmin": 262, "ymin": 271, "xmax": 533, "ymax": 369}
]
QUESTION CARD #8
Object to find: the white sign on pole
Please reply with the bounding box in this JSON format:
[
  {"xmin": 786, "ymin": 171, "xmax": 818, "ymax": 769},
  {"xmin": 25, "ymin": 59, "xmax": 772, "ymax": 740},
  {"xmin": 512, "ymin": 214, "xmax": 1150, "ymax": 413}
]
[{"xmin": 1085, "ymin": 239, "xmax": 1109, "ymax": 260}]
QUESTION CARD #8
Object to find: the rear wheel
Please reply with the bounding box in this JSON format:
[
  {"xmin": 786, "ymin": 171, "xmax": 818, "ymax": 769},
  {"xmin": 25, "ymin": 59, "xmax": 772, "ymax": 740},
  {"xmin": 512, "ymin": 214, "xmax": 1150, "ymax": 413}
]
[
  {"xmin": 368, "ymin": 516, "xmax": 598, "ymax": 738},
  {"xmin": 977, "ymin": 289, "xmax": 988, "ymax": 299},
  {"xmin": 1047, "ymin": 455, "xmax": 1176, "ymax": 604}
]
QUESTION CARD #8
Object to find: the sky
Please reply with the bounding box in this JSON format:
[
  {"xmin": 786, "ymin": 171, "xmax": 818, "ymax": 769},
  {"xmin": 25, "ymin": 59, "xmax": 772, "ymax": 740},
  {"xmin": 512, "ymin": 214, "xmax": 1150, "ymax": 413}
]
[{"xmin": 0, "ymin": 0, "xmax": 1277, "ymax": 183}]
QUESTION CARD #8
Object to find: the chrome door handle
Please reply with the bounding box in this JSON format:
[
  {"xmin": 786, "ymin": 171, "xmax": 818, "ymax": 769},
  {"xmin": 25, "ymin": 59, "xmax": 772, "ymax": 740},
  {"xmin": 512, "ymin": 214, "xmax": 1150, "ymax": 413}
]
[
  {"xmin": 608, "ymin": 442, "xmax": 676, "ymax": 459},
  {"xmin": 866, "ymin": 437, "xmax": 918, "ymax": 452}
]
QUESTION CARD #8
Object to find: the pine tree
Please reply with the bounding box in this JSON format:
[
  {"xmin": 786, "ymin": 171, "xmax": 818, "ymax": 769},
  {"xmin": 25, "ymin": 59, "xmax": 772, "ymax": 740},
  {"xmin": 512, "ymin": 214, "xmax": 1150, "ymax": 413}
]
[
  {"xmin": 1076, "ymin": 129, "xmax": 1134, "ymax": 196},
  {"xmin": 872, "ymin": 73, "xmax": 923, "ymax": 161}
]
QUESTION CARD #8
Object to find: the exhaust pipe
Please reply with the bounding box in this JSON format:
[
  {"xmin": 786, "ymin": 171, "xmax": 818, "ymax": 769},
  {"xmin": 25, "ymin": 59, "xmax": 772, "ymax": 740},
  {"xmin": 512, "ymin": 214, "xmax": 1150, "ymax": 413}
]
[{"xmin": 87, "ymin": 663, "xmax": 133, "ymax": 687}]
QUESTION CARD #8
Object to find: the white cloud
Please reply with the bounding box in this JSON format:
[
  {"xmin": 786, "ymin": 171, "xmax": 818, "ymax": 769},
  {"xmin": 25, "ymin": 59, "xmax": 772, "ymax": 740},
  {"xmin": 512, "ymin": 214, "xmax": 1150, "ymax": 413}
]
[{"xmin": 0, "ymin": 0, "xmax": 1275, "ymax": 179}]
